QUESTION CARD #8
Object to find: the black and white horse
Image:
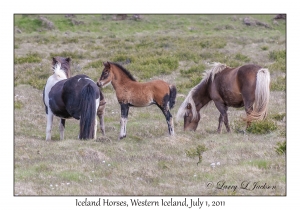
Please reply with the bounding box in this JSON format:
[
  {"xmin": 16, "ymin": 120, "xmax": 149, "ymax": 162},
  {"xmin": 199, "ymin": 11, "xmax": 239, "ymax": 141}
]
[{"xmin": 43, "ymin": 57, "xmax": 106, "ymax": 140}]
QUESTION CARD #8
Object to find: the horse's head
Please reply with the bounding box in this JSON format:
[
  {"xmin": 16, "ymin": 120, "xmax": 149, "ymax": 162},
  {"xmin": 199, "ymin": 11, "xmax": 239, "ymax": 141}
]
[
  {"xmin": 97, "ymin": 61, "xmax": 114, "ymax": 88},
  {"xmin": 177, "ymin": 94, "xmax": 201, "ymax": 131},
  {"xmin": 52, "ymin": 57, "xmax": 71, "ymax": 78},
  {"xmin": 183, "ymin": 103, "xmax": 200, "ymax": 131}
]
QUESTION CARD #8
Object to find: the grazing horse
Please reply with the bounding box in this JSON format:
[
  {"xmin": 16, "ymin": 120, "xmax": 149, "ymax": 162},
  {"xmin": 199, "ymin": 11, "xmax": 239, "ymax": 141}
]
[
  {"xmin": 97, "ymin": 61, "xmax": 177, "ymax": 140},
  {"xmin": 43, "ymin": 57, "xmax": 106, "ymax": 140},
  {"xmin": 177, "ymin": 63, "xmax": 270, "ymax": 132}
]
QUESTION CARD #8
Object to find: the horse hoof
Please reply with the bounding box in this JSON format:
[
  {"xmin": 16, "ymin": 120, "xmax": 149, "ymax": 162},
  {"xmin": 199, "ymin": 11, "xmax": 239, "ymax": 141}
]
[{"xmin": 118, "ymin": 135, "xmax": 126, "ymax": 140}]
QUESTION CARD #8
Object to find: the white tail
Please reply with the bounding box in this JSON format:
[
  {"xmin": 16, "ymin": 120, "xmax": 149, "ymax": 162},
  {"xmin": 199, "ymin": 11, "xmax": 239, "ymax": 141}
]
[{"xmin": 247, "ymin": 68, "xmax": 270, "ymax": 122}]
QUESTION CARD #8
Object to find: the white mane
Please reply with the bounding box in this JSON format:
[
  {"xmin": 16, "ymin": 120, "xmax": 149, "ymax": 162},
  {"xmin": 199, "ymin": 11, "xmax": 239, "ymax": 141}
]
[
  {"xmin": 176, "ymin": 62, "xmax": 227, "ymax": 121},
  {"xmin": 176, "ymin": 87, "xmax": 198, "ymax": 121},
  {"xmin": 53, "ymin": 63, "xmax": 67, "ymax": 80},
  {"xmin": 44, "ymin": 63, "xmax": 68, "ymax": 109}
]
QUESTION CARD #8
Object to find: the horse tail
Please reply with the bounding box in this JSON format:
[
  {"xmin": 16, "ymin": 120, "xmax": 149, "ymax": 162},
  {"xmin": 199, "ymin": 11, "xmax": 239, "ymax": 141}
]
[
  {"xmin": 169, "ymin": 85, "xmax": 177, "ymax": 109},
  {"xmin": 79, "ymin": 84, "xmax": 96, "ymax": 139},
  {"xmin": 247, "ymin": 68, "xmax": 270, "ymax": 122}
]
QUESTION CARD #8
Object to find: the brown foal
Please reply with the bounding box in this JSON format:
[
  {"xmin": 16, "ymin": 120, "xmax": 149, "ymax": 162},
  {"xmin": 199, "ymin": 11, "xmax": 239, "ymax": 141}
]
[{"xmin": 97, "ymin": 62, "xmax": 177, "ymax": 140}]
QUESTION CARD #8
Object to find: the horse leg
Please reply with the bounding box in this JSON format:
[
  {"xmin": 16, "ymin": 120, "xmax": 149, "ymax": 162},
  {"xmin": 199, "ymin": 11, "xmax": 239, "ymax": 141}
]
[
  {"xmin": 94, "ymin": 117, "xmax": 98, "ymax": 139},
  {"xmin": 224, "ymin": 111, "xmax": 230, "ymax": 132},
  {"xmin": 158, "ymin": 105, "xmax": 175, "ymax": 136},
  {"xmin": 119, "ymin": 103, "xmax": 129, "ymax": 140},
  {"xmin": 99, "ymin": 114, "xmax": 105, "ymax": 135},
  {"xmin": 244, "ymin": 101, "xmax": 254, "ymax": 128},
  {"xmin": 217, "ymin": 113, "xmax": 224, "ymax": 133},
  {"xmin": 97, "ymin": 101, "xmax": 106, "ymax": 136},
  {"xmin": 59, "ymin": 118, "xmax": 65, "ymax": 140},
  {"xmin": 166, "ymin": 110, "xmax": 175, "ymax": 136},
  {"xmin": 214, "ymin": 101, "xmax": 231, "ymax": 133},
  {"xmin": 94, "ymin": 98, "xmax": 100, "ymax": 139},
  {"xmin": 46, "ymin": 111, "xmax": 54, "ymax": 141}
]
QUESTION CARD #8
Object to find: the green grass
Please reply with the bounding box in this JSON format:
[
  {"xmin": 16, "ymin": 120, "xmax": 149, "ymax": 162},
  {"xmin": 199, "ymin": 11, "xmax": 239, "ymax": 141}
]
[
  {"xmin": 14, "ymin": 15, "xmax": 43, "ymax": 32},
  {"xmin": 14, "ymin": 52, "xmax": 42, "ymax": 64},
  {"xmin": 275, "ymin": 141, "xmax": 286, "ymax": 155},
  {"xmin": 14, "ymin": 15, "xmax": 286, "ymax": 196},
  {"xmin": 14, "ymin": 100, "xmax": 23, "ymax": 109},
  {"xmin": 128, "ymin": 55, "xmax": 179, "ymax": 79},
  {"xmin": 249, "ymin": 159, "xmax": 270, "ymax": 170},
  {"xmin": 50, "ymin": 50, "xmax": 90, "ymax": 61},
  {"xmin": 269, "ymin": 50, "xmax": 286, "ymax": 61},
  {"xmin": 14, "ymin": 66, "xmax": 49, "ymax": 90},
  {"xmin": 268, "ymin": 50, "xmax": 286, "ymax": 73},
  {"xmin": 246, "ymin": 120, "xmax": 278, "ymax": 134},
  {"xmin": 271, "ymin": 76, "xmax": 286, "ymax": 91},
  {"xmin": 180, "ymin": 64, "xmax": 206, "ymax": 77},
  {"xmin": 58, "ymin": 171, "xmax": 86, "ymax": 182},
  {"xmin": 14, "ymin": 14, "xmax": 286, "ymax": 87},
  {"xmin": 198, "ymin": 37, "xmax": 227, "ymax": 49},
  {"xmin": 271, "ymin": 113, "xmax": 286, "ymax": 121},
  {"xmin": 234, "ymin": 53, "xmax": 250, "ymax": 62},
  {"xmin": 178, "ymin": 64, "xmax": 207, "ymax": 90}
]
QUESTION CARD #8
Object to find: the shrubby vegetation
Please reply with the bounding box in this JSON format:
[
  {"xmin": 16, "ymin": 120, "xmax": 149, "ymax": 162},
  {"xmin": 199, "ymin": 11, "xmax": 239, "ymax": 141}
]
[
  {"xmin": 14, "ymin": 52, "xmax": 42, "ymax": 64},
  {"xmin": 185, "ymin": 144, "xmax": 207, "ymax": 165},
  {"xmin": 275, "ymin": 141, "xmax": 286, "ymax": 155},
  {"xmin": 246, "ymin": 120, "xmax": 278, "ymax": 134}
]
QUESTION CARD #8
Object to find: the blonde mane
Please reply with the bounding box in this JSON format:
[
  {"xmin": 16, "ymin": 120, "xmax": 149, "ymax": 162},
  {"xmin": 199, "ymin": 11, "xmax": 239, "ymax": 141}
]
[
  {"xmin": 176, "ymin": 62, "xmax": 227, "ymax": 121},
  {"xmin": 202, "ymin": 62, "xmax": 227, "ymax": 83}
]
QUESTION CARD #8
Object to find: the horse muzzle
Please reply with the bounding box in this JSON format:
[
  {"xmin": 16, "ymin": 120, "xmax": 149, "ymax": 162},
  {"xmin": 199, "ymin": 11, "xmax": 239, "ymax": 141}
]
[
  {"xmin": 184, "ymin": 127, "xmax": 197, "ymax": 132},
  {"xmin": 97, "ymin": 81, "xmax": 103, "ymax": 87}
]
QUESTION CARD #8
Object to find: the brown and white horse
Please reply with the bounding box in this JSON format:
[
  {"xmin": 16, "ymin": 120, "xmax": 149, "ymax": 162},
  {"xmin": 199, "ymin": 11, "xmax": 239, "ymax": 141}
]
[
  {"xmin": 43, "ymin": 57, "xmax": 106, "ymax": 140},
  {"xmin": 97, "ymin": 62, "xmax": 177, "ymax": 140},
  {"xmin": 177, "ymin": 63, "xmax": 270, "ymax": 132}
]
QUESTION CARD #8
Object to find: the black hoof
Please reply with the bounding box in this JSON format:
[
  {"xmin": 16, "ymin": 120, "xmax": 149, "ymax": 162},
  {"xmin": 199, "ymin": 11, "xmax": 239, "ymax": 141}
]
[{"xmin": 118, "ymin": 135, "xmax": 126, "ymax": 140}]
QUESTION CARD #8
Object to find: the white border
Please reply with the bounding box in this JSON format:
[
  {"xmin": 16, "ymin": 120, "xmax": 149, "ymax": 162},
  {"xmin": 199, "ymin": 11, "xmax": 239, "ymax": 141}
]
[{"xmin": 5, "ymin": 0, "xmax": 298, "ymax": 209}]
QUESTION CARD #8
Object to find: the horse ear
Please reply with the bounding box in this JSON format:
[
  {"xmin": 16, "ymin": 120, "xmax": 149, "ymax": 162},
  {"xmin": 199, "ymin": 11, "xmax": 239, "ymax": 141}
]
[
  {"xmin": 99, "ymin": 101, "xmax": 106, "ymax": 106},
  {"xmin": 103, "ymin": 61, "xmax": 111, "ymax": 68},
  {"xmin": 186, "ymin": 103, "xmax": 192, "ymax": 109},
  {"xmin": 52, "ymin": 57, "xmax": 57, "ymax": 65}
]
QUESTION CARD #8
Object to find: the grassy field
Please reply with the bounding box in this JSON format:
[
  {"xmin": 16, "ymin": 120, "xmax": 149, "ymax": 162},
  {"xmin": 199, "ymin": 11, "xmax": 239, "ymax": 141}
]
[{"xmin": 14, "ymin": 14, "xmax": 286, "ymax": 195}]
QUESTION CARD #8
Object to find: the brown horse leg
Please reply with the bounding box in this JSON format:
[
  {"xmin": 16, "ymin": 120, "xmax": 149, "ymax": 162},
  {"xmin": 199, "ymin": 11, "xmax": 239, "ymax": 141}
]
[
  {"xmin": 214, "ymin": 101, "xmax": 231, "ymax": 133},
  {"xmin": 217, "ymin": 114, "xmax": 224, "ymax": 133},
  {"xmin": 244, "ymin": 101, "xmax": 254, "ymax": 129},
  {"xmin": 245, "ymin": 110, "xmax": 252, "ymax": 129},
  {"xmin": 97, "ymin": 100, "xmax": 106, "ymax": 136},
  {"xmin": 224, "ymin": 112, "xmax": 231, "ymax": 132},
  {"xmin": 119, "ymin": 103, "xmax": 129, "ymax": 140}
]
